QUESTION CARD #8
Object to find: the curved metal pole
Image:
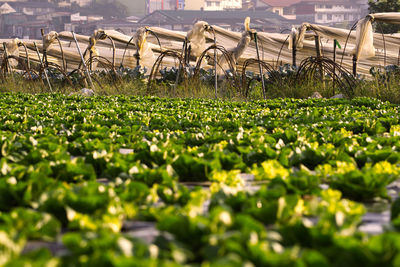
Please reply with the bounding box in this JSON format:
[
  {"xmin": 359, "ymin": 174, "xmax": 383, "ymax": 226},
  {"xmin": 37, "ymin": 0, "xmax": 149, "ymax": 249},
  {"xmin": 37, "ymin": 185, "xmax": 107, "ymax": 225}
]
[
  {"xmin": 146, "ymin": 29, "xmax": 163, "ymax": 51},
  {"xmin": 146, "ymin": 28, "xmax": 163, "ymax": 71},
  {"xmin": 339, "ymin": 21, "xmax": 358, "ymax": 68},
  {"xmin": 173, "ymin": 37, "xmax": 188, "ymax": 93},
  {"xmin": 55, "ymin": 37, "xmax": 67, "ymax": 72},
  {"xmin": 276, "ymin": 34, "xmax": 290, "ymax": 67},
  {"xmin": 377, "ymin": 23, "xmax": 387, "ymax": 67},
  {"xmin": 121, "ymin": 36, "xmax": 135, "ymax": 68},
  {"xmin": 18, "ymin": 42, "xmax": 30, "ymax": 70},
  {"xmin": 18, "ymin": 42, "xmax": 33, "ymax": 80},
  {"xmin": 259, "ymin": 34, "xmax": 265, "ymax": 61},
  {"xmin": 104, "ymin": 35, "xmax": 116, "ymax": 69},
  {"xmin": 121, "ymin": 28, "xmax": 163, "ymax": 69}
]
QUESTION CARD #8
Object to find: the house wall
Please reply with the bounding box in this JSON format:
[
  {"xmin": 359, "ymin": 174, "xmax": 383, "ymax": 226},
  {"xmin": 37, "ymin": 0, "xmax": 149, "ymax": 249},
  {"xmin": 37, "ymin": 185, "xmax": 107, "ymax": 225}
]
[
  {"xmin": 221, "ymin": 0, "xmax": 242, "ymax": 10},
  {"xmin": 314, "ymin": 3, "xmax": 362, "ymax": 24},
  {"xmin": 185, "ymin": 0, "xmax": 205, "ymax": 10},
  {"xmin": 271, "ymin": 7, "xmax": 283, "ymax": 16},
  {"xmin": 70, "ymin": 0, "xmax": 92, "ymax": 7},
  {"xmin": 148, "ymin": 0, "xmax": 178, "ymax": 13},
  {"xmin": 204, "ymin": 0, "xmax": 222, "ymax": 11},
  {"xmin": 204, "ymin": 0, "xmax": 242, "ymax": 11},
  {"xmin": 295, "ymin": 3, "xmax": 314, "ymax": 15},
  {"xmin": 118, "ymin": 0, "xmax": 146, "ymax": 16},
  {"xmin": 21, "ymin": 7, "xmax": 54, "ymax": 15},
  {"xmin": 292, "ymin": 1, "xmax": 363, "ymax": 25}
]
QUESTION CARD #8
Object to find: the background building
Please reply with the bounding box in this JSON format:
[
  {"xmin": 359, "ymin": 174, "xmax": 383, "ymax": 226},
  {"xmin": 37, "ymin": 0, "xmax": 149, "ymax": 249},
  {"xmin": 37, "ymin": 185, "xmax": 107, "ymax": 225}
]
[
  {"xmin": 184, "ymin": 0, "xmax": 204, "ymax": 10},
  {"xmin": 139, "ymin": 9, "xmax": 288, "ymax": 31},
  {"xmin": 250, "ymin": 0, "xmax": 368, "ymax": 26},
  {"xmin": 292, "ymin": 0, "xmax": 367, "ymax": 26}
]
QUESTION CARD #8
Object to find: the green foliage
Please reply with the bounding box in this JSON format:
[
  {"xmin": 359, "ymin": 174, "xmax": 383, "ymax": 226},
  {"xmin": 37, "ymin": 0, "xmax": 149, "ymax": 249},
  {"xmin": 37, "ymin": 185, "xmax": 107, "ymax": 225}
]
[
  {"xmin": 1, "ymin": 94, "xmax": 400, "ymax": 265},
  {"xmin": 369, "ymin": 0, "xmax": 400, "ymax": 33}
]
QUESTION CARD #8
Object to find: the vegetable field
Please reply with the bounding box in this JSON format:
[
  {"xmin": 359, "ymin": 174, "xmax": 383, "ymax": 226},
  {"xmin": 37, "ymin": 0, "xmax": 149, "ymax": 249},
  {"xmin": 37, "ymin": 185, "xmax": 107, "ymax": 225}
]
[{"xmin": 3, "ymin": 94, "xmax": 400, "ymax": 266}]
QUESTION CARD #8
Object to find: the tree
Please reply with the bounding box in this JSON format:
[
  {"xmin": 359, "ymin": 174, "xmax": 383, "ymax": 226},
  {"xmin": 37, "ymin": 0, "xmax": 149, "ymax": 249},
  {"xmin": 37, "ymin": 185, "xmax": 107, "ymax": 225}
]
[{"xmin": 369, "ymin": 0, "xmax": 400, "ymax": 33}]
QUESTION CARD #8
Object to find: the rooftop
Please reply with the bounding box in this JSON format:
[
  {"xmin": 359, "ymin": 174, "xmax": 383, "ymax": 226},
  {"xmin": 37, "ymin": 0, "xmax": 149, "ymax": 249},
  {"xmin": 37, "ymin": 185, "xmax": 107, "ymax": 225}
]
[
  {"xmin": 261, "ymin": 0, "xmax": 302, "ymax": 7},
  {"xmin": 293, "ymin": 0, "xmax": 359, "ymax": 4},
  {"xmin": 76, "ymin": 18, "xmax": 137, "ymax": 27},
  {"xmin": 8, "ymin": 1, "xmax": 56, "ymax": 8},
  {"xmin": 263, "ymin": 0, "xmax": 360, "ymax": 6},
  {"xmin": 140, "ymin": 9, "xmax": 288, "ymax": 24}
]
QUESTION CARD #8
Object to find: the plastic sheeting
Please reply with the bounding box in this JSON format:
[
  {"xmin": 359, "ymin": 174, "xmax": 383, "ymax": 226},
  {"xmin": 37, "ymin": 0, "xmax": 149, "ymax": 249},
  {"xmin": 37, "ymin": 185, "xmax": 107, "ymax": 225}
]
[
  {"xmin": 186, "ymin": 21, "xmax": 210, "ymax": 59},
  {"xmin": 2, "ymin": 13, "xmax": 400, "ymax": 77},
  {"xmin": 3, "ymin": 39, "xmax": 20, "ymax": 67},
  {"xmin": 369, "ymin": 12, "xmax": 400, "ymax": 24},
  {"xmin": 353, "ymin": 17, "xmax": 375, "ymax": 60},
  {"xmin": 43, "ymin": 31, "xmax": 59, "ymax": 51}
]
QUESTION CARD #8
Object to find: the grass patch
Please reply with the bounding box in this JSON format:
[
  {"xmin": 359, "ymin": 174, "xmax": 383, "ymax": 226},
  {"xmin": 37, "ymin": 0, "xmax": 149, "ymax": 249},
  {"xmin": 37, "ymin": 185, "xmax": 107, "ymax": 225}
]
[{"xmin": 3, "ymin": 67, "xmax": 400, "ymax": 103}]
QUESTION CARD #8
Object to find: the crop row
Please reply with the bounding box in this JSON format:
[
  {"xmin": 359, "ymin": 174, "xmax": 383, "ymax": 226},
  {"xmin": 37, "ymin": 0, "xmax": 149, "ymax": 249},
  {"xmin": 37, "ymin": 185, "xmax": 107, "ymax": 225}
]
[{"xmin": 2, "ymin": 94, "xmax": 400, "ymax": 266}]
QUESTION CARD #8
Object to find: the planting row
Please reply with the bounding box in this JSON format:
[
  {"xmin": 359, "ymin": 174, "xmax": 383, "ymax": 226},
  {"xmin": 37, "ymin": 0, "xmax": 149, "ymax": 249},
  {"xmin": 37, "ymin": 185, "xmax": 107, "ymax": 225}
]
[{"xmin": 2, "ymin": 94, "xmax": 400, "ymax": 265}]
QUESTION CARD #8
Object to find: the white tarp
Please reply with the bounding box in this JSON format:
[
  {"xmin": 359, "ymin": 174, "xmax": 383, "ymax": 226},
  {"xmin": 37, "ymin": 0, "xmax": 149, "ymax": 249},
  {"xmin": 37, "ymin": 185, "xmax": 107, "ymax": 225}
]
[{"xmin": 2, "ymin": 13, "xmax": 400, "ymax": 76}]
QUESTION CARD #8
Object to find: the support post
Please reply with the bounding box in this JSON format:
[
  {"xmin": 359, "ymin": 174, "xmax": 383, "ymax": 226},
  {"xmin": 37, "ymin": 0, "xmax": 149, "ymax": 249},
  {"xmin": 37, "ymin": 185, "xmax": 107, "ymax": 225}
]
[
  {"xmin": 315, "ymin": 35, "xmax": 324, "ymax": 89},
  {"xmin": 2, "ymin": 42, "xmax": 9, "ymax": 74},
  {"xmin": 72, "ymin": 31, "xmax": 95, "ymax": 91},
  {"xmin": 89, "ymin": 50, "xmax": 93, "ymax": 71},
  {"xmin": 333, "ymin": 39, "xmax": 337, "ymax": 73},
  {"xmin": 292, "ymin": 34, "xmax": 296, "ymax": 67},
  {"xmin": 214, "ymin": 32, "xmax": 218, "ymax": 99},
  {"xmin": 254, "ymin": 33, "xmax": 266, "ymax": 99},
  {"xmin": 314, "ymin": 35, "xmax": 321, "ymax": 58},
  {"xmin": 333, "ymin": 39, "xmax": 337, "ymax": 95},
  {"xmin": 40, "ymin": 28, "xmax": 48, "ymax": 68},
  {"xmin": 352, "ymin": 55, "xmax": 357, "ymax": 77},
  {"xmin": 174, "ymin": 37, "xmax": 187, "ymax": 95},
  {"xmin": 33, "ymin": 42, "xmax": 52, "ymax": 92},
  {"xmin": 398, "ymin": 47, "xmax": 400, "ymax": 66}
]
